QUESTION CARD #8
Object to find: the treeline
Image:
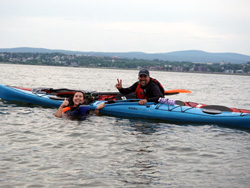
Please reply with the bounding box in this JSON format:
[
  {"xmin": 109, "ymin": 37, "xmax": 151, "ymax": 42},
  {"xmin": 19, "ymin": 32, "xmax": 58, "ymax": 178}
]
[
  {"xmin": 0, "ymin": 52, "xmax": 193, "ymax": 68},
  {"xmin": 1, "ymin": 52, "xmax": 250, "ymax": 74}
]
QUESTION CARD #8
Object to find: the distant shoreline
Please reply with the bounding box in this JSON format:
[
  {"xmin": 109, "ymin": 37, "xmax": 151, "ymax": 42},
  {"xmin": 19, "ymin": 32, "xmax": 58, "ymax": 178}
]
[
  {"xmin": 1, "ymin": 47, "xmax": 249, "ymax": 64},
  {"xmin": 1, "ymin": 62, "xmax": 249, "ymax": 76}
]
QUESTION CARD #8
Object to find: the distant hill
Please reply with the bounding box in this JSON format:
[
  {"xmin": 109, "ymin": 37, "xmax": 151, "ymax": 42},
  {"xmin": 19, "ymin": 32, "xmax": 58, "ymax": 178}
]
[{"xmin": 1, "ymin": 47, "xmax": 250, "ymax": 64}]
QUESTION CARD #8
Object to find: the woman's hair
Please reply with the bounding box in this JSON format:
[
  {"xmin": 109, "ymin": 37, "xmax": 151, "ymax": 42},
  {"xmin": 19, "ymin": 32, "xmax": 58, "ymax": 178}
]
[{"xmin": 68, "ymin": 91, "xmax": 85, "ymax": 106}]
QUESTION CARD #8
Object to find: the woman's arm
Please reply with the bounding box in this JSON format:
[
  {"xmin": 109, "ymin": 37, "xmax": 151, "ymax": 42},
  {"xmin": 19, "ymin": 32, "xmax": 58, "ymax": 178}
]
[
  {"xmin": 55, "ymin": 98, "xmax": 69, "ymax": 118},
  {"xmin": 94, "ymin": 102, "xmax": 106, "ymax": 114},
  {"xmin": 55, "ymin": 105, "xmax": 65, "ymax": 117}
]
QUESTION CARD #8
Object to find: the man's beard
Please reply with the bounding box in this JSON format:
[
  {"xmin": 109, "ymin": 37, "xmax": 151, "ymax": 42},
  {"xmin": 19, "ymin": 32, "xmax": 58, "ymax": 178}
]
[{"xmin": 140, "ymin": 81, "xmax": 147, "ymax": 87}]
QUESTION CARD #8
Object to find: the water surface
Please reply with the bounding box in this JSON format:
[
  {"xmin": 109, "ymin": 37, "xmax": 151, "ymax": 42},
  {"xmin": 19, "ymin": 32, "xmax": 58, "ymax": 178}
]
[{"xmin": 1, "ymin": 64, "xmax": 250, "ymax": 187}]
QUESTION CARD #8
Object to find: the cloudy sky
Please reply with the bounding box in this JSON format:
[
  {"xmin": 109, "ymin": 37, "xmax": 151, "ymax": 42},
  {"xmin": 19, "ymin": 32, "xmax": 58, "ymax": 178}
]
[{"xmin": 1, "ymin": 0, "xmax": 250, "ymax": 55}]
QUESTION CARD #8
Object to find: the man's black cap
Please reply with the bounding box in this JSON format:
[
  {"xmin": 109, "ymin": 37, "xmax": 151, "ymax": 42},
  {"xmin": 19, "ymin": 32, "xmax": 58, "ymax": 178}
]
[{"xmin": 138, "ymin": 69, "xmax": 150, "ymax": 76}]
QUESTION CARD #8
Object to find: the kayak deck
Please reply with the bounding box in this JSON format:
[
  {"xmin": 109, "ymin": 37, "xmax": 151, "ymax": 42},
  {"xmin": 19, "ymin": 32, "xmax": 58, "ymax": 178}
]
[{"xmin": 89, "ymin": 100, "xmax": 250, "ymax": 129}]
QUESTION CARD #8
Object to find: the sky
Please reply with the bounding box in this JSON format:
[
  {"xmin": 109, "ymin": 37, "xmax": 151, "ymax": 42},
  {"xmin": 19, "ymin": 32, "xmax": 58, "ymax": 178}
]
[{"xmin": 1, "ymin": 0, "xmax": 250, "ymax": 55}]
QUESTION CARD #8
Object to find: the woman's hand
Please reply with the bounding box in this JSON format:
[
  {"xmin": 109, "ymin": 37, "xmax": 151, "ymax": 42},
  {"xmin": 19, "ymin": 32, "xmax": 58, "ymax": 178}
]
[
  {"xmin": 55, "ymin": 98, "xmax": 69, "ymax": 118},
  {"xmin": 60, "ymin": 98, "xmax": 69, "ymax": 108},
  {"xmin": 96, "ymin": 102, "xmax": 106, "ymax": 110},
  {"xmin": 94, "ymin": 102, "xmax": 106, "ymax": 114}
]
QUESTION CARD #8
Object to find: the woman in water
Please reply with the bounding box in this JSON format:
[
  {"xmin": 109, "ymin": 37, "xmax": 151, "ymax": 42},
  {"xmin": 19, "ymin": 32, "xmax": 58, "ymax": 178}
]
[{"xmin": 55, "ymin": 91, "xmax": 105, "ymax": 118}]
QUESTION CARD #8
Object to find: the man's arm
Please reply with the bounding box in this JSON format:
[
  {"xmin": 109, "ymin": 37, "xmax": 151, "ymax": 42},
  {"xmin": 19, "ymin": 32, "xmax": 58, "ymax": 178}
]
[
  {"xmin": 118, "ymin": 82, "xmax": 138, "ymax": 94},
  {"xmin": 146, "ymin": 84, "xmax": 164, "ymax": 102}
]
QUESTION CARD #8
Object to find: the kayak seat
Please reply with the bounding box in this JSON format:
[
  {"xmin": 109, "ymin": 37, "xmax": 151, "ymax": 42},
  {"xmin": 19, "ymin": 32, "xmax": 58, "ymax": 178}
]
[
  {"xmin": 175, "ymin": 100, "xmax": 185, "ymax": 106},
  {"xmin": 202, "ymin": 105, "xmax": 232, "ymax": 112},
  {"xmin": 202, "ymin": 109, "xmax": 221, "ymax": 114}
]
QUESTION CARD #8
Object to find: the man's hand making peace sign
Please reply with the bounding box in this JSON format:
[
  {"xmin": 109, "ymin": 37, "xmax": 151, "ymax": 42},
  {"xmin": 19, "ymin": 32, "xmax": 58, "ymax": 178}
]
[{"xmin": 115, "ymin": 79, "xmax": 122, "ymax": 89}]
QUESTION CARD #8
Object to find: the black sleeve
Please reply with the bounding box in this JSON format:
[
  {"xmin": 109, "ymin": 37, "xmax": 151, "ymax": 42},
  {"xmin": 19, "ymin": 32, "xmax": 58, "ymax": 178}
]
[
  {"xmin": 118, "ymin": 82, "xmax": 138, "ymax": 94},
  {"xmin": 146, "ymin": 83, "xmax": 164, "ymax": 102}
]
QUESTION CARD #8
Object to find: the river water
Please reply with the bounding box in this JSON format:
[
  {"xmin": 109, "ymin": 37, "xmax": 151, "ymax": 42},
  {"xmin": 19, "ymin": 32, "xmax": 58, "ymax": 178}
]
[{"xmin": 0, "ymin": 64, "xmax": 250, "ymax": 187}]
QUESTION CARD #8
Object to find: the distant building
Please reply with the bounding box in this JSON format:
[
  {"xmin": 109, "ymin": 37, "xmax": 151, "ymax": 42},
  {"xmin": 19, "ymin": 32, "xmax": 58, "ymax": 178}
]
[
  {"xmin": 224, "ymin": 69, "xmax": 234, "ymax": 74},
  {"xmin": 172, "ymin": 66, "xmax": 185, "ymax": 72},
  {"xmin": 70, "ymin": 62, "xmax": 79, "ymax": 67},
  {"xmin": 194, "ymin": 65, "xmax": 207, "ymax": 72},
  {"xmin": 236, "ymin": 70, "xmax": 243, "ymax": 73}
]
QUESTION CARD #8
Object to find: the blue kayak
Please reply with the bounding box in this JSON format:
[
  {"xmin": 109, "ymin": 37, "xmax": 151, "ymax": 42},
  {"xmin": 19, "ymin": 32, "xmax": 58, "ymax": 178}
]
[
  {"xmin": 1, "ymin": 84, "xmax": 250, "ymax": 129},
  {"xmin": 0, "ymin": 84, "xmax": 63, "ymax": 107},
  {"xmin": 0, "ymin": 84, "xmax": 115, "ymax": 107},
  {"xmin": 89, "ymin": 100, "xmax": 250, "ymax": 129}
]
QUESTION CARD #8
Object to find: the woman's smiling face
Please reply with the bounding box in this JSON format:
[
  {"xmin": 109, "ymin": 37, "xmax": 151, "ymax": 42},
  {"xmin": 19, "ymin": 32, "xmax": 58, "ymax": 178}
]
[{"xmin": 73, "ymin": 92, "xmax": 85, "ymax": 107}]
